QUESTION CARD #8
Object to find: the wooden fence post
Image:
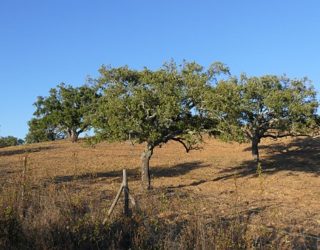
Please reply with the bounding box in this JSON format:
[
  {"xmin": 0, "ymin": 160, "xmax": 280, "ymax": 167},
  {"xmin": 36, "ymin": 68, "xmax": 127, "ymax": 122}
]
[
  {"xmin": 23, "ymin": 156, "xmax": 28, "ymax": 176},
  {"xmin": 123, "ymin": 169, "xmax": 129, "ymax": 216},
  {"xmin": 21, "ymin": 156, "xmax": 28, "ymax": 199},
  {"xmin": 104, "ymin": 168, "xmax": 136, "ymax": 224},
  {"xmin": 21, "ymin": 156, "xmax": 28, "ymax": 218}
]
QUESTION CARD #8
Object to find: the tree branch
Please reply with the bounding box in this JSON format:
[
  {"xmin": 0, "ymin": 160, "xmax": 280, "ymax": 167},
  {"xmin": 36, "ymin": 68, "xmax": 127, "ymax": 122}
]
[
  {"xmin": 241, "ymin": 127, "xmax": 252, "ymax": 139},
  {"xmin": 262, "ymin": 133, "xmax": 310, "ymax": 139},
  {"xmin": 171, "ymin": 137, "xmax": 191, "ymax": 152}
]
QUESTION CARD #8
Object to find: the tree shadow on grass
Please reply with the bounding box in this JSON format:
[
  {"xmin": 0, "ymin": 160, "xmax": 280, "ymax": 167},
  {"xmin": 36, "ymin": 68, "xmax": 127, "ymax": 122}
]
[
  {"xmin": 52, "ymin": 161, "xmax": 209, "ymax": 184},
  {"xmin": 152, "ymin": 161, "xmax": 210, "ymax": 178},
  {"xmin": 0, "ymin": 146, "xmax": 54, "ymax": 157},
  {"xmin": 52, "ymin": 168, "xmax": 139, "ymax": 184},
  {"xmin": 216, "ymin": 137, "xmax": 320, "ymax": 181}
]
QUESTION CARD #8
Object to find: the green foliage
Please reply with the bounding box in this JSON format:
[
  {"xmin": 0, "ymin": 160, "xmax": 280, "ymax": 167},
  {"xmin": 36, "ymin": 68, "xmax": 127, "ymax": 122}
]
[
  {"xmin": 29, "ymin": 83, "xmax": 99, "ymax": 142},
  {"xmin": 205, "ymin": 74, "xmax": 318, "ymax": 159},
  {"xmin": 93, "ymin": 61, "xmax": 229, "ymax": 149},
  {"xmin": 204, "ymin": 77, "xmax": 246, "ymax": 142},
  {"xmin": 25, "ymin": 118, "xmax": 64, "ymax": 143},
  {"xmin": 92, "ymin": 60, "xmax": 229, "ymax": 188},
  {"xmin": 0, "ymin": 136, "xmax": 24, "ymax": 148},
  {"xmin": 240, "ymin": 75, "xmax": 317, "ymax": 138}
]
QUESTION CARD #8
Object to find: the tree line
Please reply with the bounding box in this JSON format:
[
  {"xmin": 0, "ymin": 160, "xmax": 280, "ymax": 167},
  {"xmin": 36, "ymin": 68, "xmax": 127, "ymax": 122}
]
[
  {"xmin": 0, "ymin": 136, "xmax": 24, "ymax": 148},
  {"xmin": 25, "ymin": 60, "xmax": 319, "ymax": 189}
]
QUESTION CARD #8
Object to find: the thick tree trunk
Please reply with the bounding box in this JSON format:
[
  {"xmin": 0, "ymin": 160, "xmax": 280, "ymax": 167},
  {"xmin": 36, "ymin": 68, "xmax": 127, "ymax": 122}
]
[
  {"xmin": 67, "ymin": 129, "xmax": 79, "ymax": 143},
  {"xmin": 251, "ymin": 137, "xmax": 260, "ymax": 162},
  {"xmin": 141, "ymin": 145, "xmax": 153, "ymax": 190},
  {"xmin": 71, "ymin": 130, "xmax": 79, "ymax": 143}
]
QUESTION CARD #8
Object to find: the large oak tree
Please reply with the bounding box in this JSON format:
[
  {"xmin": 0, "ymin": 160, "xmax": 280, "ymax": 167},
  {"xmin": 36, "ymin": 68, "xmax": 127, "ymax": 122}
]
[{"xmin": 93, "ymin": 61, "xmax": 229, "ymax": 189}]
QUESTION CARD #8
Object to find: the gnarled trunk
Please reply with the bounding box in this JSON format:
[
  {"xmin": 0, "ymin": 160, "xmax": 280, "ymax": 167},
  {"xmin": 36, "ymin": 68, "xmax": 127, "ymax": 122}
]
[
  {"xmin": 67, "ymin": 129, "xmax": 79, "ymax": 143},
  {"xmin": 251, "ymin": 137, "xmax": 260, "ymax": 162},
  {"xmin": 141, "ymin": 145, "xmax": 153, "ymax": 190}
]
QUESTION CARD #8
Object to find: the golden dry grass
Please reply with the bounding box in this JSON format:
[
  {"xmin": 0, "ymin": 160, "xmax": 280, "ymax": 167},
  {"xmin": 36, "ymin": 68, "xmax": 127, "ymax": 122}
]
[{"xmin": 0, "ymin": 136, "xmax": 319, "ymax": 248}]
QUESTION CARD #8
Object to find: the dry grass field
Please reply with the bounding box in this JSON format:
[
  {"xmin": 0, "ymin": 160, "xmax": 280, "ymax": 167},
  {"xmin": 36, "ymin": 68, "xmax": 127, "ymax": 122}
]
[{"xmin": 0, "ymin": 136, "xmax": 319, "ymax": 249}]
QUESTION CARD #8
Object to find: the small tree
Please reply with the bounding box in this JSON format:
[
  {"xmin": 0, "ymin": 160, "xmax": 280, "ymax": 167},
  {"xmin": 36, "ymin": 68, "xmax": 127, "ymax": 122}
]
[
  {"xmin": 0, "ymin": 136, "xmax": 24, "ymax": 148},
  {"xmin": 31, "ymin": 83, "xmax": 99, "ymax": 142},
  {"xmin": 25, "ymin": 118, "xmax": 65, "ymax": 143},
  {"xmin": 93, "ymin": 61, "xmax": 229, "ymax": 189},
  {"xmin": 206, "ymin": 75, "xmax": 318, "ymax": 162}
]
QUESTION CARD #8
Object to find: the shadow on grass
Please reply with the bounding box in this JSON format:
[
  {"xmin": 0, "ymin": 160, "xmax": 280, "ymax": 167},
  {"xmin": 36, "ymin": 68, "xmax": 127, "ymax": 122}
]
[
  {"xmin": 53, "ymin": 161, "xmax": 209, "ymax": 184},
  {"xmin": 216, "ymin": 137, "xmax": 320, "ymax": 181},
  {"xmin": 53, "ymin": 168, "xmax": 139, "ymax": 184},
  {"xmin": 0, "ymin": 146, "xmax": 54, "ymax": 157},
  {"xmin": 152, "ymin": 161, "xmax": 210, "ymax": 177}
]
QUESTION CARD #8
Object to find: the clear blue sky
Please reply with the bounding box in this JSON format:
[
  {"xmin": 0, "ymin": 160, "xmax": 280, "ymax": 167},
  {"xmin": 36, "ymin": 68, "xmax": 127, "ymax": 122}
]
[{"xmin": 1, "ymin": 0, "xmax": 320, "ymax": 139}]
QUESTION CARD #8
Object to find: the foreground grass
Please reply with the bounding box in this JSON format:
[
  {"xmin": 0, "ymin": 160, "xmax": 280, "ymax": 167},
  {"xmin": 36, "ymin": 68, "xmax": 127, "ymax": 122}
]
[
  {"xmin": 0, "ymin": 173, "xmax": 318, "ymax": 249},
  {"xmin": 0, "ymin": 138, "xmax": 319, "ymax": 249}
]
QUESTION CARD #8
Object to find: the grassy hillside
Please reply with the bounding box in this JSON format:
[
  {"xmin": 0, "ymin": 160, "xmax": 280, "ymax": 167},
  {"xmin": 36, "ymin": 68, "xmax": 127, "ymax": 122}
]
[{"xmin": 0, "ymin": 137, "xmax": 319, "ymax": 249}]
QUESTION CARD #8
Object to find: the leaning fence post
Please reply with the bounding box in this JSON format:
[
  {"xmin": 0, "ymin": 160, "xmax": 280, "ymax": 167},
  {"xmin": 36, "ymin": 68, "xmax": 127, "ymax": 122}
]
[
  {"xmin": 103, "ymin": 168, "xmax": 135, "ymax": 224},
  {"xmin": 107, "ymin": 182, "xmax": 123, "ymax": 217},
  {"xmin": 123, "ymin": 169, "xmax": 129, "ymax": 216}
]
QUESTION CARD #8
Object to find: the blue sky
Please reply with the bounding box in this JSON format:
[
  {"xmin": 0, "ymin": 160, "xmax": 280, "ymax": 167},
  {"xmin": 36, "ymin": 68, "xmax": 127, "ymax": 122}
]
[{"xmin": 1, "ymin": 0, "xmax": 320, "ymax": 139}]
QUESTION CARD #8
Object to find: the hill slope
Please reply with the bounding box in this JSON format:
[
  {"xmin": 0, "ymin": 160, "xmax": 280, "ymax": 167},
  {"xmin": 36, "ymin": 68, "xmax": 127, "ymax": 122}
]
[{"xmin": 0, "ymin": 136, "xmax": 319, "ymax": 247}]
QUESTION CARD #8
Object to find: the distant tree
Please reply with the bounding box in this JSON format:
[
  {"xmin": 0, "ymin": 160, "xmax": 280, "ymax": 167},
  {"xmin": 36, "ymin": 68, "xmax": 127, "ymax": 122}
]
[
  {"xmin": 31, "ymin": 83, "xmax": 99, "ymax": 143},
  {"xmin": 25, "ymin": 118, "xmax": 65, "ymax": 143},
  {"xmin": 0, "ymin": 136, "xmax": 24, "ymax": 148},
  {"xmin": 205, "ymin": 75, "xmax": 318, "ymax": 162},
  {"xmin": 93, "ymin": 61, "xmax": 229, "ymax": 189}
]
